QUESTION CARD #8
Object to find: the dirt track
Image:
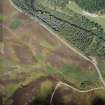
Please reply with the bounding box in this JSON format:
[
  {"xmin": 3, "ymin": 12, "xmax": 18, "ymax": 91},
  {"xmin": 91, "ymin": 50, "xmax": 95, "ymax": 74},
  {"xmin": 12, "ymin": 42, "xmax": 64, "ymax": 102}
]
[{"xmin": 12, "ymin": 76, "xmax": 58, "ymax": 105}]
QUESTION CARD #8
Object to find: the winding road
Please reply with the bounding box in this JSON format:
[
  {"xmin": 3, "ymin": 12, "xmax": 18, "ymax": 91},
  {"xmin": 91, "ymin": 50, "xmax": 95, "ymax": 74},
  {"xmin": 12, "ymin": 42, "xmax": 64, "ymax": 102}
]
[
  {"xmin": 9, "ymin": 0, "xmax": 105, "ymax": 105},
  {"xmin": 9, "ymin": 0, "xmax": 105, "ymax": 90}
]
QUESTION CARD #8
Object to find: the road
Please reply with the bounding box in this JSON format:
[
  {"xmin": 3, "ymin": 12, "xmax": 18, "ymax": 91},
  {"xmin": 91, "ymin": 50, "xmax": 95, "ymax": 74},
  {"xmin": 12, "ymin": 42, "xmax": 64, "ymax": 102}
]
[
  {"xmin": 91, "ymin": 57, "xmax": 105, "ymax": 87},
  {"xmin": 50, "ymin": 81, "xmax": 105, "ymax": 105},
  {"xmin": 9, "ymin": 0, "xmax": 105, "ymax": 88},
  {"xmin": 40, "ymin": 22, "xmax": 105, "ymax": 88},
  {"xmin": 9, "ymin": 0, "xmax": 105, "ymax": 103}
]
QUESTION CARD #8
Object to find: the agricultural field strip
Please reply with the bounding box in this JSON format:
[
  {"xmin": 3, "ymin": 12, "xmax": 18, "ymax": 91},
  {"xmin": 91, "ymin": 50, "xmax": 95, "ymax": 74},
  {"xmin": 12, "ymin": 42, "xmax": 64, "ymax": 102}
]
[
  {"xmin": 9, "ymin": 0, "xmax": 105, "ymax": 92},
  {"xmin": 50, "ymin": 81, "xmax": 105, "ymax": 105}
]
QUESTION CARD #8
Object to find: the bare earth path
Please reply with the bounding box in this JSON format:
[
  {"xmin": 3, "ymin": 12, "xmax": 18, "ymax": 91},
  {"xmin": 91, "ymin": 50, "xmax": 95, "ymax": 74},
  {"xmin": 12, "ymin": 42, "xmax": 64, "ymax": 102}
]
[
  {"xmin": 50, "ymin": 81, "xmax": 105, "ymax": 105},
  {"xmin": 8, "ymin": 1, "xmax": 105, "ymax": 105},
  {"xmin": 9, "ymin": 0, "xmax": 105, "ymax": 91},
  {"xmin": 8, "ymin": 0, "xmax": 105, "ymax": 105}
]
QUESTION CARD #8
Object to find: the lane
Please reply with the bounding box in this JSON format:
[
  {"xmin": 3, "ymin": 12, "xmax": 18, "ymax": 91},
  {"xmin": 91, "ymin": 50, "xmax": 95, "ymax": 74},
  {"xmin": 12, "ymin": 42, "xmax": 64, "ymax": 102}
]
[
  {"xmin": 9, "ymin": 0, "xmax": 105, "ymax": 91},
  {"xmin": 2, "ymin": 20, "xmax": 105, "ymax": 93},
  {"xmin": 40, "ymin": 21, "xmax": 105, "ymax": 88},
  {"xmin": 94, "ymin": 63, "xmax": 105, "ymax": 87},
  {"xmin": 91, "ymin": 57, "xmax": 105, "ymax": 87},
  {"xmin": 50, "ymin": 81, "xmax": 105, "ymax": 105}
]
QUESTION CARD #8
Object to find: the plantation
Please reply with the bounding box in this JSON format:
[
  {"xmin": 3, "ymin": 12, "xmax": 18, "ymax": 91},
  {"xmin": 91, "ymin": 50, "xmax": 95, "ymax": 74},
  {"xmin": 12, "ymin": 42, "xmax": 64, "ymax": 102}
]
[
  {"xmin": 74, "ymin": 0, "xmax": 105, "ymax": 14},
  {"xmin": 12, "ymin": 0, "xmax": 105, "ymax": 57}
]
